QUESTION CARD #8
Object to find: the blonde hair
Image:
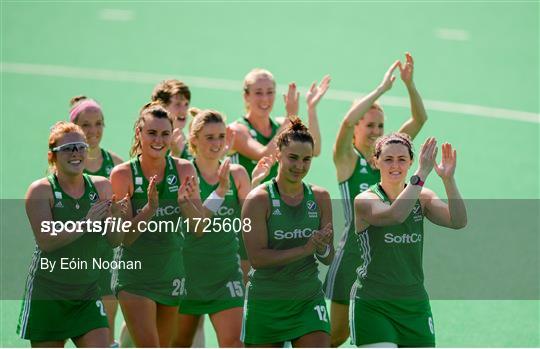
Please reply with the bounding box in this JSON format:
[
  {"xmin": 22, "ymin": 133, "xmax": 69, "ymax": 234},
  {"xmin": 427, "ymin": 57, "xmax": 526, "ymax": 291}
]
[
  {"xmin": 47, "ymin": 121, "xmax": 86, "ymax": 173},
  {"xmin": 188, "ymin": 109, "xmax": 226, "ymax": 156},
  {"xmin": 243, "ymin": 68, "xmax": 275, "ymax": 94},
  {"xmin": 129, "ymin": 102, "xmax": 172, "ymax": 158}
]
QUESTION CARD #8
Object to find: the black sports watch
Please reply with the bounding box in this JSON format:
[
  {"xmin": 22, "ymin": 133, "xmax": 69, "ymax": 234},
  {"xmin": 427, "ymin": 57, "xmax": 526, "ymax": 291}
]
[{"xmin": 410, "ymin": 175, "xmax": 425, "ymax": 187}]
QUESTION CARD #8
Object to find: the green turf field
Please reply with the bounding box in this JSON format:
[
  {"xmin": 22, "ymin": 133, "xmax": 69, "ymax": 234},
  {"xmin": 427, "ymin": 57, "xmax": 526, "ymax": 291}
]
[{"xmin": 1, "ymin": 1, "xmax": 538, "ymax": 347}]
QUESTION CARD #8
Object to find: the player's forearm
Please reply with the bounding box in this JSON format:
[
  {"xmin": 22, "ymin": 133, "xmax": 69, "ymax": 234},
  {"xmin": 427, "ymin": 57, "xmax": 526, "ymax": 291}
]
[
  {"xmin": 344, "ymin": 86, "xmax": 385, "ymax": 127},
  {"xmin": 181, "ymin": 200, "xmax": 206, "ymax": 237},
  {"xmin": 37, "ymin": 229, "xmax": 86, "ymax": 253},
  {"xmin": 406, "ymin": 82, "xmax": 428, "ymax": 127},
  {"xmin": 307, "ymin": 107, "xmax": 322, "ymax": 157},
  {"xmin": 123, "ymin": 204, "xmax": 155, "ymax": 245},
  {"xmin": 443, "ymin": 178, "xmax": 467, "ymax": 229}
]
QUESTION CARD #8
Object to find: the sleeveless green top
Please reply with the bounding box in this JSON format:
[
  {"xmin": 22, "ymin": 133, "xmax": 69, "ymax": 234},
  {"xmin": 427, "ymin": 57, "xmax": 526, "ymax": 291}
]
[
  {"xmin": 184, "ymin": 159, "xmax": 241, "ymax": 256},
  {"xmin": 356, "ymin": 183, "xmax": 427, "ymax": 300},
  {"xmin": 34, "ymin": 174, "xmax": 107, "ymax": 295},
  {"xmin": 116, "ymin": 155, "xmax": 184, "ymax": 283},
  {"xmin": 84, "ymin": 149, "xmax": 115, "ymax": 177},
  {"xmin": 338, "ymin": 148, "xmax": 380, "ymax": 248},
  {"xmin": 182, "ymin": 160, "xmax": 242, "ymax": 297},
  {"xmin": 231, "ymin": 117, "xmax": 279, "ymax": 181},
  {"xmin": 249, "ymin": 179, "xmax": 322, "ymax": 301}
]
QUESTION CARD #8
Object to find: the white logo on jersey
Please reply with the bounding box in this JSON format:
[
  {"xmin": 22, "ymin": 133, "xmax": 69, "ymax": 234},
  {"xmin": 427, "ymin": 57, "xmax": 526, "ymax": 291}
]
[
  {"xmin": 249, "ymin": 129, "xmax": 257, "ymax": 138},
  {"xmin": 384, "ymin": 233, "xmax": 422, "ymax": 244},
  {"xmin": 274, "ymin": 228, "xmax": 313, "ymax": 240},
  {"xmin": 226, "ymin": 189, "xmax": 233, "ymax": 196},
  {"xmin": 134, "ymin": 187, "xmax": 144, "ymax": 193},
  {"xmin": 359, "ymin": 183, "xmax": 369, "ymax": 192},
  {"xmin": 55, "ymin": 201, "xmax": 64, "ymax": 208},
  {"xmin": 272, "ymin": 208, "xmax": 282, "ymax": 216},
  {"xmin": 217, "ymin": 206, "xmax": 234, "ymax": 216},
  {"xmin": 166, "ymin": 174, "xmax": 177, "ymax": 185},
  {"xmin": 135, "ymin": 177, "xmax": 143, "ymax": 185},
  {"xmin": 360, "ymin": 158, "xmax": 367, "ymax": 166},
  {"xmin": 272, "ymin": 199, "xmax": 280, "ymax": 207},
  {"xmin": 106, "ymin": 166, "xmax": 113, "ymax": 175},
  {"xmin": 428, "ymin": 317, "xmax": 435, "ymax": 334},
  {"xmin": 360, "ymin": 167, "xmax": 368, "ymax": 174},
  {"xmin": 306, "ymin": 200, "xmax": 318, "ymax": 218},
  {"xmin": 89, "ymin": 192, "xmax": 98, "ymax": 202},
  {"xmin": 412, "ymin": 203, "xmax": 423, "ymax": 222},
  {"xmin": 54, "ymin": 191, "xmax": 63, "ymax": 199}
]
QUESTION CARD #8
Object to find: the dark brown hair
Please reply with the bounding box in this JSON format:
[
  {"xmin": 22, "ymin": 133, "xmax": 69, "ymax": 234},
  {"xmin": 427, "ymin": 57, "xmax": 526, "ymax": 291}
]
[
  {"xmin": 151, "ymin": 79, "xmax": 191, "ymax": 105},
  {"xmin": 374, "ymin": 132, "xmax": 413, "ymax": 159},
  {"xmin": 277, "ymin": 116, "xmax": 314, "ymax": 150},
  {"xmin": 129, "ymin": 102, "xmax": 173, "ymax": 157}
]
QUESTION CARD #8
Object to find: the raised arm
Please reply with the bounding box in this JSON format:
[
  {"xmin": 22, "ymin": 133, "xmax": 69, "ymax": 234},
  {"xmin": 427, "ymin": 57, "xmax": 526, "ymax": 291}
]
[
  {"xmin": 176, "ymin": 160, "xmax": 206, "ymax": 237},
  {"xmin": 242, "ymin": 189, "xmax": 315, "ymax": 269},
  {"xmin": 397, "ymin": 53, "xmax": 428, "ymax": 139},
  {"xmin": 92, "ymin": 176, "xmax": 127, "ymax": 247},
  {"xmin": 355, "ymin": 137, "xmax": 438, "ymax": 229},
  {"xmin": 334, "ymin": 61, "xmax": 400, "ymax": 165},
  {"xmin": 305, "ymin": 75, "xmax": 331, "ymax": 157},
  {"xmin": 229, "ymin": 122, "xmax": 279, "ymax": 161},
  {"xmin": 423, "ymin": 143, "xmax": 467, "ymax": 229},
  {"xmin": 110, "ymin": 164, "xmax": 158, "ymax": 246}
]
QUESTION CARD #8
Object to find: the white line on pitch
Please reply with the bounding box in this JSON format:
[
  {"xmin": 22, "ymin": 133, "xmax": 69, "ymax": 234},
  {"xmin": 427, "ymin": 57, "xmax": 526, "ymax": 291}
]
[
  {"xmin": 1, "ymin": 62, "xmax": 538, "ymax": 123},
  {"xmin": 435, "ymin": 28, "xmax": 470, "ymax": 41},
  {"xmin": 98, "ymin": 9, "xmax": 134, "ymax": 21}
]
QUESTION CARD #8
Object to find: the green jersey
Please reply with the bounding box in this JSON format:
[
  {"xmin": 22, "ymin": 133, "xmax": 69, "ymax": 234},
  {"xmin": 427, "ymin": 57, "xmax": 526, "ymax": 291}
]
[
  {"xmin": 324, "ymin": 148, "xmax": 380, "ymax": 303},
  {"xmin": 113, "ymin": 155, "xmax": 184, "ymax": 305},
  {"xmin": 183, "ymin": 160, "xmax": 241, "ymax": 272},
  {"xmin": 249, "ymin": 179, "xmax": 322, "ymax": 301},
  {"xmin": 356, "ymin": 183, "xmax": 427, "ymax": 300},
  {"xmin": 84, "ymin": 149, "xmax": 115, "ymax": 177},
  {"xmin": 180, "ymin": 160, "xmax": 244, "ymax": 312},
  {"xmin": 230, "ymin": 117, "xmax": 279, "ymax": 181},
  {"xmin": 36, "ymin": 174, "xmax": 107, "ymax": 295}
]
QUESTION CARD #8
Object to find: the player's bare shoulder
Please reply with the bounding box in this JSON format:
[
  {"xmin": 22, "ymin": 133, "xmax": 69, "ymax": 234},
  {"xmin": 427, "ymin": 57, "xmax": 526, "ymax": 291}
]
[{"xmin": 26, "ymin": 178, "xmax": 53, "ymax": 200}]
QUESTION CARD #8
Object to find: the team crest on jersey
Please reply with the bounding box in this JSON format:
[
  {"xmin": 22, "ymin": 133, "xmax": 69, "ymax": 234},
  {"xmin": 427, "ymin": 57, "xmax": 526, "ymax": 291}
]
[
  {"xmin": 226, "ymin": 189, "xmax": 233, "ymax": 196},
  {"xmin": 54, "ymin": 191, "xmax": 63, "ymax": 199},
  {"xmin": 167, "ymin": 175, "xmax": 179, "ymax": 192},
  {"xmin": 249, "ymin": 129, "xmax": 257, "ymax": 138},
  {"xmin": 135, "ymin": 177, "xmax": 143, "ymax": 185},
  {"xmin": 167, "ymin": 174, "xmax": 177, "ymax": 186},
  {"xmin": 89, "ymin": 191, "xmax": 98, "ymax": 202},
  {"xmin": 412, "ymin": 203, "xmax": 422, "ymax": 222},
  {"xmin": 360, "ymin": 158, "xmax": 367, "ymax": 166},
  {"xmin": 306, "ymin": 200, "xmax": 318, "ymax": 218},
  {"xmin": 272, "ymin": 199, "xmax": 280, "ymax": 207}
]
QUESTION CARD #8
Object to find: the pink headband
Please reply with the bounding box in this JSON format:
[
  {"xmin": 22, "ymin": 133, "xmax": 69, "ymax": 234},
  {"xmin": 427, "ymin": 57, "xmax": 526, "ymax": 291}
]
[{"xmin": 69, "ymin": 100, "xmax": 102, "ymax": 122}]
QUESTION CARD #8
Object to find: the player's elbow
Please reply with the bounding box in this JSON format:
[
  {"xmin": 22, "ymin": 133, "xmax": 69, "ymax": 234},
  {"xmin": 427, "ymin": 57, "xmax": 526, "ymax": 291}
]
[{"xmin": 451, "ymin": 218, "xmax": 467, "ymax": 230}]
